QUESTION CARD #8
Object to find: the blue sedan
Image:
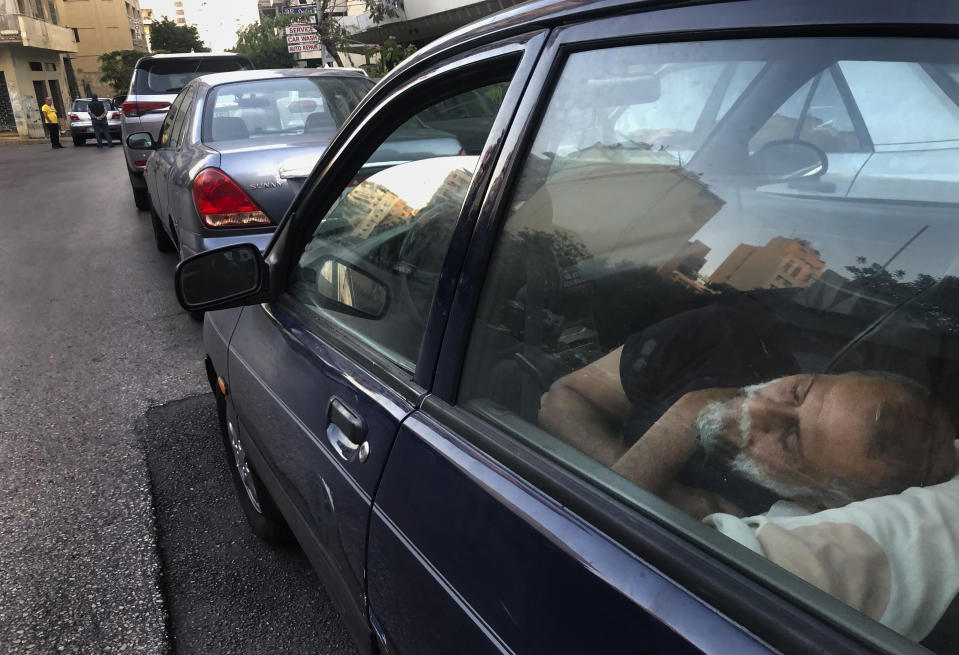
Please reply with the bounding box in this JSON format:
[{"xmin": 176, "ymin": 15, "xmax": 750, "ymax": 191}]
[{"xmin": 175, "ymin": 0, "xmax": 959, "ymax": 653}]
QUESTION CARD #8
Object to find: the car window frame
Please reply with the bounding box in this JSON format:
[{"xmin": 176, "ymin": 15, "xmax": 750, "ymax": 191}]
[
  {"xmin": 260, "ymin": 31, "xmax": 549, "ymax": 403},
  {"xmin": 169, "ymin": 86, "xmax": 196, "ymax": 150},
  {"xmin": 427, "ymin": 5, "xmax": 959, "ymax": 655},
  {"xmin": 156, "ymin": 87, "xmax": 188, "ymax": 150}
]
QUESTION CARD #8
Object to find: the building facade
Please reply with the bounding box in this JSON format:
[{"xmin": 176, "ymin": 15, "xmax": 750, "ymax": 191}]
[
  {"xmin": 60, "ymin": 0, "xmax": 147, "ymax": 98},
  {"xmin": 709, "ymin": 237, "xmax": 826, "ymax": 291},
  {"xmin": 0, "ymin": 0, "xmax": 77, "ymax": 138}
]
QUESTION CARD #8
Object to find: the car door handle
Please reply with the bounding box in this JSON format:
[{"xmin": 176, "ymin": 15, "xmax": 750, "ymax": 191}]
[{"xmin": 327, "ymin": 397, "xmax": 369, "ymax": 463}]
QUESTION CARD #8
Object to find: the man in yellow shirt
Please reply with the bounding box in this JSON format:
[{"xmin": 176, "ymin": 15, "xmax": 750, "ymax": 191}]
[{"xmin": 40, "ymin": 95, "xmax": 63, "ymax": 149}]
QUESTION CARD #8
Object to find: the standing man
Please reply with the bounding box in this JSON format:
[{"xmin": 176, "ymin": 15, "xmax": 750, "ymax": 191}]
[
  {"xmin": 40, "ymin": 96, "xmax": 63, "ymax": 149},
  {"xmin": 87, "ymin": 94, "xmax": 112, "ymax": 148}
]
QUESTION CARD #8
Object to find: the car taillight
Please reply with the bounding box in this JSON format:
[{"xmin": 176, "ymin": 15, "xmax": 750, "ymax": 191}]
[
  {"xmin": 121, "ymin": 100, "xmax": 170, "ymax": 118},
  {"xmin": 69, "ymin": 113, "xmax": 79, "ymax": 121},
  {"xmin": 192, "ymin": 168, "xmax": 271, "ymax": 229},
  {"xmin": 109, "ymin": 112, "xmax": 120, "ymax": 120}
]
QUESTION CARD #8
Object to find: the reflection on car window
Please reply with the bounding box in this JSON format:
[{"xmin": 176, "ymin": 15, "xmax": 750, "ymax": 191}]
[
  {"xmin": 289, "ymin": 82, "xmax": 511, "ymax": 371},
  {"xmin": 458, "ymin": 38, "xmax": 959, "ymax": 650}
]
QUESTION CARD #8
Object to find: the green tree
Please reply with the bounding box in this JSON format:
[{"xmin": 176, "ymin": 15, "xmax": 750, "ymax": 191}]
[
  {"xmin": 150, "ymin": 17, "xmax": 210, "ymax": 53},
  {"xmin": 99, "ymin": 49, "xmax": 144, "ymax": 94},
  {"xmin": 364, "ymin": 0, "xmax": 404, "ymax": 24},
  {"xmin": 230, "ymin": 15, "xmax": 296, "ymax": 68},
  {"xmin": 316, "ymin": 0, "xmax": 349, "ymax": 67}
]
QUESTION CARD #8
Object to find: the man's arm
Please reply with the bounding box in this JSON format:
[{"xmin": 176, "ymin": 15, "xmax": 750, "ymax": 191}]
[{"xmin": 538, "ymin": 347, "xmax": 632, "ymax": 466}]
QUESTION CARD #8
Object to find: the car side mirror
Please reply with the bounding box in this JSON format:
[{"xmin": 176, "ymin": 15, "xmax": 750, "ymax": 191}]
[
  {"xmin": 175, "ymin": 243, "xmax": 269, "ymax": 312},
  {"xmin": 126, "ymin": 132, "xmax": 156, "ymax": 150},
  {"xmin": 752, "ymin": 139, "xmax": 828, "ymax": 182},
  {"xmin": 311, "ymin": 256, "xmax": 389, "ymax": 319}
]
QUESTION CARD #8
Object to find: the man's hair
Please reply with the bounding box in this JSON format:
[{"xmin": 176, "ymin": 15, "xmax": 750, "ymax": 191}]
[
  {"xmin": 90, "ymin": 94, "xmax": 98, "ymax": 101},
  {"xmin": 852, "ymin": 371, "xmax": 954, "ymax": 493}
]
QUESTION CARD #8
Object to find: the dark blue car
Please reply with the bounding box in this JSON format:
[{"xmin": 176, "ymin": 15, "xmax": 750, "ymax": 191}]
[{"xmin": 175, "ymin": 1, "xmax": 959, "ymax": 652}]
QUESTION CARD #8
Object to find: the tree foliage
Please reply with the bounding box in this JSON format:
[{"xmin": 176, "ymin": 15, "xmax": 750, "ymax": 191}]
[
  {"xmin": 99, "ymin": 50, "xmax": 143, "ymax": 94},
  {"xmin": 365, "ymin": 0, "xmax": 404, "ymax": 24},
  {"xmin": 150, "ymin": 17, "xmax": 210, "ymax": 54},
  {"xmin": 362, "ymin": 37, "xmax": 416, "ymax": 77},
  {"xmin": 230, "ymin": 15, "xmax": 297, "ymax": 69}
]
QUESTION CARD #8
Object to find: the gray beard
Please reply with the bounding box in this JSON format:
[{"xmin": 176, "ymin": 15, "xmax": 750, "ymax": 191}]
[{"xmin": 695, "ymin": 386, "xmax": 857, "ymax": 509}]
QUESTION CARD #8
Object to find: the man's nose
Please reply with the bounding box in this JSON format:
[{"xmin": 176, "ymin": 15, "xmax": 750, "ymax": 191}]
[{"xmin": 748, "ymin": 395, "xmax": 793, "ymax": 429}]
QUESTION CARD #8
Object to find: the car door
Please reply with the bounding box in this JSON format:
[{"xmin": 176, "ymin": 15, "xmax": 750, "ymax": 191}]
[
  {"xmin": 223, "ymin": 33, "xmax": 546, "ymax": 651},
  {"xmin": 367, "ymin": 5, "xmax": 959, "ymax": 655},
  {"xmin": 151, "ymin": 86, "xmax": 194, "ymax": 225}
]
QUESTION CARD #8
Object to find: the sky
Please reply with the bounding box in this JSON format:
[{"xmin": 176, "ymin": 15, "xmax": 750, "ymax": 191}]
[{"xmin": 145, "ymin": 0, "xmax": 261, "ymax": 52}]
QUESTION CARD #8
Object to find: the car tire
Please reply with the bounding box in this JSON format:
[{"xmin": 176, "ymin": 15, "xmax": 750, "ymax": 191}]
[
  {"xmin": 213, "ymin": 389, "xmax": 292, "ymax": 544},
  {"xmin": 149, "ymin": 200, "xmax": 175, "ymax": 253},
  {"xmin": 72, "ymin": 135, "xmax": 84, "ymax": 146}
]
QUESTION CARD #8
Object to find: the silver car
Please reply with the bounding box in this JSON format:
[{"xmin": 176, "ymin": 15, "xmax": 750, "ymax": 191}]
[
  {"xmin": 129, "ymin": 68, "xmax": 376, "ymax": 261},
  {"xmin": 120, "ymin": 53, "xmax": 254, "ymax": 210},
  {"xmin": 68, "ymin": 98, "xmax": 121, "ymax": 146}
]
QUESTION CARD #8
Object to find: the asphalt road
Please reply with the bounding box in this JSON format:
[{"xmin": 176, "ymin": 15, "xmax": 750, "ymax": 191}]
[{"xmin": 0, "ymin": 142, "xmax": 354, "ymax": 654}]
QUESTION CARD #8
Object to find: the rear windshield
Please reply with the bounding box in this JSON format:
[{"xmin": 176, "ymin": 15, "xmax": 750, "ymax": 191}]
[
  {"xmin": 71, "ymin": 99, "xmax": 115, "ymax": 112},
  {"xmin": 135, "ymin": 58, "xmax": 253, "ymax": 95},
  {"xmin": 202, "ymin": 76, "xmax": 373, "ymax": 143}
]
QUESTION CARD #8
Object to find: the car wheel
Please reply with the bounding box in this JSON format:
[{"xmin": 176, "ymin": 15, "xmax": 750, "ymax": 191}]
[
  {"xmin": 149, "ymin": 200, "xmax": 175, "ymax": 253},
  {"xmin": 72, "ymin": 135, "xmax": 84, "ymax": 146},
  {"xmin": 214, "ymin": 389, "xmax": 292, "ymax": 544},
  {"xmin": 132, "ymin": 185, "xmax": 150, "ymax": 210}
]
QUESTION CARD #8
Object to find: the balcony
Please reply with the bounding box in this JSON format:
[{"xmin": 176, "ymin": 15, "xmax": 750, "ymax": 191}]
[{"xmin": 0, "ymin": 13, "xmax": 78, "ymax": 53}]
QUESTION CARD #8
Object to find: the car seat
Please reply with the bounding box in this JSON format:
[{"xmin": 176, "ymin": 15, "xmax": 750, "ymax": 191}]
[
  {"xmin": 304, "ymin": 111, "xmax": 336, "ymax": 134},
  {"xmin": 211, "ymin": 116, "xmax": 249, "ymax": 141}
]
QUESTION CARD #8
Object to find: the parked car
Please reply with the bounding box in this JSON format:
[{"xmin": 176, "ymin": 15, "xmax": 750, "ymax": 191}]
[
  {"xmin": 68, "ymin": 98, "xmax": 121, "ymax": 146},
  {"xmin": 129, "ymin": 67, "xmax": 462, "ymax": 263},
  {"xmin": 174, "ymin": 1, "xmax": 959, "ymax": 654},
  {"xmin": 120, "ymin": 52, "xmax": 254, "ymax": 210}
]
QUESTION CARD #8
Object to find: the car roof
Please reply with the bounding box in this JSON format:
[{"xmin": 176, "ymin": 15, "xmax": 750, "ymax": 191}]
[
  {"xmin": 193, "ymin": 67, "xmax": 372, "ymax": 88},
  {"xmin": 403, "ymin": 0, "xmax": 959, "ymax": 73}
]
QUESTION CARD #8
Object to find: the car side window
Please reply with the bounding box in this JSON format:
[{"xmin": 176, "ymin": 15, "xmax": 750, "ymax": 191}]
[
  {"xmin": 287, "ymin": 79, "xmax": 513, "ymax": 372},
  {"xmin": 157, "ymin": 90, "xmax": 186, "ymax": 149},
  {"xmin": 168, "ymin": 87, "xmax": 195, "ymax": 149},
  {"xmin": 459, "ymin": 38, "xmax": 959, "ymax": 650},
  {"xmin": 750, "ymin": 66, "xmax": 866, "ymax": 154}
]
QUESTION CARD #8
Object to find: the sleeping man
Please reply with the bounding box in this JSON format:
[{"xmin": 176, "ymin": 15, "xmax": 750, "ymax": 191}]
[{"xmin": 538, "ymin": 303, "xmax": 959, "ymax": 641}]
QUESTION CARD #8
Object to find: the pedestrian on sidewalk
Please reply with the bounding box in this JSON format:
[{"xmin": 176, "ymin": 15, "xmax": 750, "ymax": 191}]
[
  {"xmin": 88, "ymin": 94, "xmax": 112, "ymax": 148},
  {"xmin": 40, "ymin": 96, "xmax": 63, "ymax": 149}
]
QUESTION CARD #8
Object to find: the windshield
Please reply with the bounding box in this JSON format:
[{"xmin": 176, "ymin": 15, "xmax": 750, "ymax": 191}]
[
  {"xmin": 202, "ymin": 76, "xmax": 373, "ymax": 144},
  {"xmin": 136, "ymin": 58, "xmax": 252, "ymax": 95}
]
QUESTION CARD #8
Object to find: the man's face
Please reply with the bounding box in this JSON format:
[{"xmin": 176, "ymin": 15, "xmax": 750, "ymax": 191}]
[
  {"xmin": 697, "ymin": 374, "xmax": 955, "ymax": 507},
  {"xmin": 45, "ymin": 97, "xmax": 52, "ymax": 105}
]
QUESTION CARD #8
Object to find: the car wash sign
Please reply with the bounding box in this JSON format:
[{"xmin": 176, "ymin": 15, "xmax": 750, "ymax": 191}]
[{"xmin": 286, "ymin": 23, "xmax": 320, "ymax": 53}]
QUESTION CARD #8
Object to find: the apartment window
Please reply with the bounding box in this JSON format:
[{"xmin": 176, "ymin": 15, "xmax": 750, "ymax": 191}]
[
  {"xmin": 28, "ymin": 61, "xmax": 43, "ymax": 72},
  {"xmin": 43, "ymin": 62, "xmax": 56, "ymax": 71},
  {"xmin": 72, "ymin": 27, "xmax": 79, "ymax": 41},
  {"xmin": 47, "ymin": 0, "xmax": 57, "ymax": 24},
  {"xmin": 176, "ymin": 17, "xmax": 185, "ymax": 23},
  {"xmin": 175, "ymin": 9, "xmax": 183, "ymax": 15}
]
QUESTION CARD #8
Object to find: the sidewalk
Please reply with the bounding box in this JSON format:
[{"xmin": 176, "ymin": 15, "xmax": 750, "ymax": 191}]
[{"xmin": 0, "ymin": 134, "xmax": 52, "ymax": 147}]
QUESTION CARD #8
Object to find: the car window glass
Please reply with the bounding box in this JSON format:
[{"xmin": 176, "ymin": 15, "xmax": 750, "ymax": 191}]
[
  {"xmin": 137, "ymin": 57, "xmax": 252, "ymax": 95},
  {"xmin": 458, "ymin": 38, "xmax": 959, "ymax": 650},
  {"xmin": 203, "ymin": 76, "xmax": 372, "ymax": 143},
  {"xmin": 288, "ymin": 80, "xmax": 512, "ymax": 371},
  {"xmin": 156, "ymin": 92, "xmax": 184, "ymax": 149},
  {"xmin": 751, "ymin": 68, "xmax": 863, "ymax": 153},
  {"xmin": 168, "ymin": 87, "xmax": 195, "ymax": 148},
  {"xmin": 839, "ymin": 61, "xmax": 959, "ymax": 146},
  {"xmin": 612, "ymin": 61, "xmax": 763, "ymax": 162}
]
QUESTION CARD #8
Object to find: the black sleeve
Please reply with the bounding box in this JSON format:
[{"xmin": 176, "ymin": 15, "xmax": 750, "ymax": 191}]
[{"xmin": 620, "ymin": 303, "xmax": 798, "ymax": 409}]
